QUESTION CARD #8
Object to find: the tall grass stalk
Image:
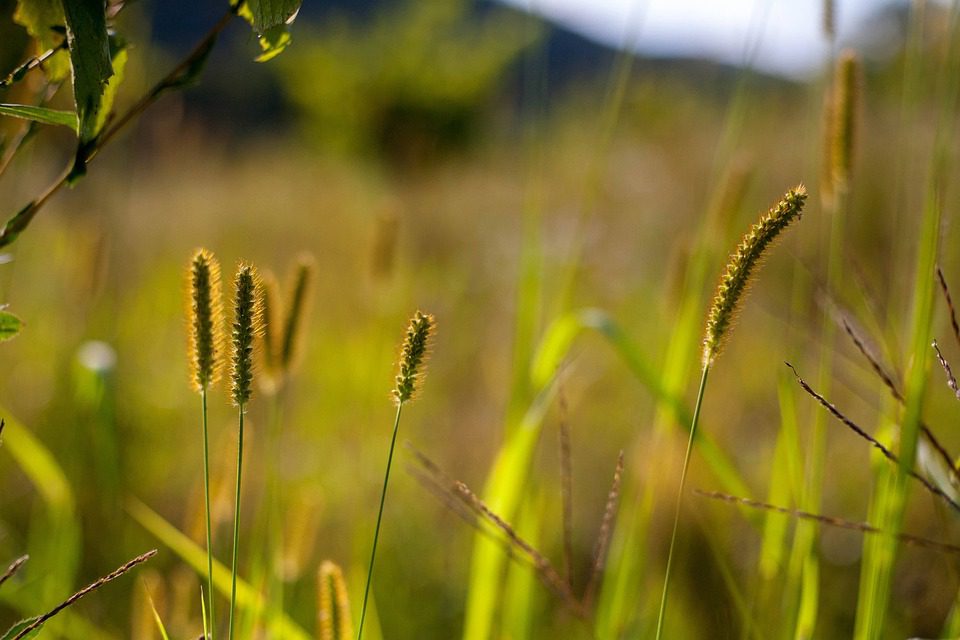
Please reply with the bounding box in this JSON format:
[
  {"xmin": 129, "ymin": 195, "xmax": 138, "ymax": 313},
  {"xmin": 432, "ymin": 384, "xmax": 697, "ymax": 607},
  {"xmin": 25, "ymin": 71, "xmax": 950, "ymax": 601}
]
[
  {"xmin": 228, "ymin": 264, "xmax": 262, "ymax": 640},
  {"xmin": 187, "ymin": 248, "xmax": 225, "ymax": 637},
  {"xmin": 655, "ymin": 187, "xmax": 806, "ymax": 639},
  {"xmin": 358, "ymin": 311, "xmax": 434, "ymax": 640}
]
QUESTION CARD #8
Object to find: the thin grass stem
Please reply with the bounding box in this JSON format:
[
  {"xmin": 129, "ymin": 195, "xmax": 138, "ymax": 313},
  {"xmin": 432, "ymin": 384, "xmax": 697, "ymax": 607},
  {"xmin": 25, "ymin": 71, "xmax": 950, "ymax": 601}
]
[
  {"xmin": 228, "ymin": 404, "xmax": 245, "ymax": 640},
  {"xmin": 358, "ymin": 403, "xmax": 403, "ymax": 640},
  {"xmin": 201, "ymin": 389, "xmax": 216, "ymax": 638},
  {"xmin": 655, "ymin": 363, "xmax": 710, "ymax": 640}
]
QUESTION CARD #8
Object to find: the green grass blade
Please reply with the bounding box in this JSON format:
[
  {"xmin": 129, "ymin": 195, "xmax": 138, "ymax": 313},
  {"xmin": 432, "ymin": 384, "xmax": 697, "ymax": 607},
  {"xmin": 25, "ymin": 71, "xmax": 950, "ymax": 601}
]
[{"xmin": 126, "ymin": 497, "xmax": 312, "ymax": 640}]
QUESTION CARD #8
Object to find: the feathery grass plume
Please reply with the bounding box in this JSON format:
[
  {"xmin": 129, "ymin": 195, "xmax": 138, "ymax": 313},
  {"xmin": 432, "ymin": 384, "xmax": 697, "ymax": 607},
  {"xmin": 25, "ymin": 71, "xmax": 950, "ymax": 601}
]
[
  {"xmin": 702, "ymin": 186, "xmax": 807, "ymax": 367},
  {"xmin": 280, "ymin": 253, "xmax": 314, "ymax": 373},
  {"xmin": 318, "ymin": 561, "xmax": 353, "ymax": 640},
  {"xmin": 830, "ymin": 50, "xmax": 860, "ymax": 189},
  {"xmin": 359, "ymin": 310, "xmax": 436, "ymax": 640},
  {"xmin": 230, "ymin": 264, "xmax": 263, "ymax": 406},
  {"xmin": 393, "ymin": 310, "xmax": 435, "ymax": 405},
  {"xmin": 187, "ymin": 248, "xmax": 225, "ymax": 391},
  {"xmin": 819, "ymin": 92, "xmax": 837, "ymax": 204},
  {"xmin": 259, "ymin": 270, "xmax": 282, "ymax": 381}
]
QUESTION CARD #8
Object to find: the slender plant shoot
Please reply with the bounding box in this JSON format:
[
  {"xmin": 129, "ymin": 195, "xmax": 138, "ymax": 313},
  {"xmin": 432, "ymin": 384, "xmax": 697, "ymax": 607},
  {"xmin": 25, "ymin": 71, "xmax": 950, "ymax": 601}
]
[
  {"xmin": 358, "ymin": 310, "xmax": 435, "ymax": 639},
  {"xmin": 228, "ymin": 263, "xmax": 262, "ymax": 640},
  {"xmin": 656, "ymin": 186, "xmax": 806, "ymax": 639},
  {"xmin": 187, "ymin": 248, "xmax": 224, "ymax": 637}
]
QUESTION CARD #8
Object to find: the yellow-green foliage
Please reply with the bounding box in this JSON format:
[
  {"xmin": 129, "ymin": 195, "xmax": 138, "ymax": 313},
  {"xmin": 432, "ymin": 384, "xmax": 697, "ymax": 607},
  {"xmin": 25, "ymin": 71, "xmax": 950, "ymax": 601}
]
[{"xmin": 277, "ymin": 0, "xmax": 538, "ymax": 161}]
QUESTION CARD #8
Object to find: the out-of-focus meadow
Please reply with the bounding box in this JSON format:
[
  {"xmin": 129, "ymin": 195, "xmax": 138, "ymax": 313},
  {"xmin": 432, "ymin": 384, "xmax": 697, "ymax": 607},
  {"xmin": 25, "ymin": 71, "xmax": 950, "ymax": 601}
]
[{"xmin": 3, "ymin": 0, "xmax": 960, "ymax": 638}]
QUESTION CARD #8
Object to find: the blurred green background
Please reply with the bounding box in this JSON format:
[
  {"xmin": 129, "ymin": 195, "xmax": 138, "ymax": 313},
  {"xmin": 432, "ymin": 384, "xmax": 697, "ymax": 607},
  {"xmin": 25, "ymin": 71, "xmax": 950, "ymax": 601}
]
[{"xmin": 2, "ymin": 0, "xmax": 960, "ymax": 638}]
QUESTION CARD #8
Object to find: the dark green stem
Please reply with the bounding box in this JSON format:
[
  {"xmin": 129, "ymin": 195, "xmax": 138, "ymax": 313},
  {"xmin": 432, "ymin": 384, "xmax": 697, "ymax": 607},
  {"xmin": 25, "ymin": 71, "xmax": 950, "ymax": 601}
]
[
  {"xmin": 656, "ymin": 364, "xmax": 710, "ymax": 640},
  {"xmin": 228, "ymin": 404, "xmax": 245, "ymax": 640},
  {"xmin": 201, "ymin": 389, "xmax": 216, "ymax": 638},
  {"xmin": 358, "ymin": 403, "xmax": 403, "ymax": 640}
]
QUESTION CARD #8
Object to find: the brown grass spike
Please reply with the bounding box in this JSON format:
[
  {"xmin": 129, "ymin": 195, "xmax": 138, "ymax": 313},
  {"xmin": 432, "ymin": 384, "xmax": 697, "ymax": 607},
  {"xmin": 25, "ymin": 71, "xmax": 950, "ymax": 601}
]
[
  {"xmin": 13, "ymin": 550, "xmax": 156, "ymax": 640},
  {"xmin": 786, "ymin": 362, "xmax": 960, "ymax": 514}
]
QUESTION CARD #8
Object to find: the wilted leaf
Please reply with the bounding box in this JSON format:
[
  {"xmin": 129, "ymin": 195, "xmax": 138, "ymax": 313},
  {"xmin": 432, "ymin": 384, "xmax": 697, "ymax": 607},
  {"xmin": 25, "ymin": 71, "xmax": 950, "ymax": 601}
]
[
  {"xmin": 13, "ymin": 0, "xmax": 70, "ymax": 81},
  {"xmin": 62, "ymin": 0, "xmax": 114, "ymax": 143},
  {"xmin": 0, "ymin": 103, "xmax": 78, "ymax": 132},
  {"xmin": 0, "ymin": 311, "xmax": 23, "ymax": 341}
]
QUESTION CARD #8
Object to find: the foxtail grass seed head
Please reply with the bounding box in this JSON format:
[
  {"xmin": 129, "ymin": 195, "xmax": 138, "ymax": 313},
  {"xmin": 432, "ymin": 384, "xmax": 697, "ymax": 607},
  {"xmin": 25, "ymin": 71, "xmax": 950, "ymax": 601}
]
[
  {"xmin": 259, "ymin": 270, "xmax": 282, "ymax": 379},
  {"xmin": 231, "ymin": 264, "xmax": 263, "ymax": 406},
  {"xmin": 318, "ymin": 561, "xmax": 353, "ymax": 640},
  {"xmin": 703, "ymin": 186, "xmax": 807, "ymax": 367},
  {"xmin": 393, "ymin": 310, "xmax": 435, "ymax": 405},
  {"xmin": 831, "ymin": 49, "xmax": 860, "ymax": 189},
  {"xmin": 187, "ymin": 248, "xmax": 224, "ymax": 392},
  {"xmin": 822, "ymin": 0, "xmax": 835, "ymax": 40},
  {"xmin": 280, "ymin": 253, "xmax": 315, "ymax": 372}
]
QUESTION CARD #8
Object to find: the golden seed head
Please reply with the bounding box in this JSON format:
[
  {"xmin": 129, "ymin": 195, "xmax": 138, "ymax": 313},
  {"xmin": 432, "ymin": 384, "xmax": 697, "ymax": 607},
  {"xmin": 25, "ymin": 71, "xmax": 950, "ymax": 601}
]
[
  {"xmin": 318, "ymin": 561, "xmax": 353, "ymax": 640},
  {"xmin": 187, "ymin": 248, "xmax": 224, "ymax": 392},
  {"xmin": 393, "ymin": 310, "xmax": 435, "ymax": 405},
  {"xmin": 831, "ymin": 49, "xmax": 860, "ymax": 189},
  {"xmin": 280, "ymin": 253, "xmax": 315, "ymax": 373},
  {"xmin": 260, "ymin": 270, "xmax": 282, "ymax": 380},
  {"xmin": 703, "ymin": 186, "xmax": 807, "ymax": 367},
  {"xmin": 230, "ymin": 263, "xmax": 264, "ymax": 406}
]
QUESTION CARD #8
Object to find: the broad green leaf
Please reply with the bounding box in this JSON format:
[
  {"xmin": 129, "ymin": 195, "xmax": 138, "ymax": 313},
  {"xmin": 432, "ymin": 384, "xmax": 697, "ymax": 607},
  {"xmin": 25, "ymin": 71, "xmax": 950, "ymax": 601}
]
[
  {"xmin": 237, "ymin": 3, "xmax": 294, "ymax": 62},
  {"xmin": 0, "ymin": 104, "xmax": 77, "ymax": 132},
  {"xmin": 0, "ymin": 310, "xmax": 23, "ymax": 341},
  {"xmin": 13, "ymin": 0, "xmax": 69, "ymax": 81},
  {"xmin": 1, "ymin": 617, "xmax": 43, "ymax": 640},
  {"xmin": 62, "ymin": 0, "xmax": 113, "ymax": 143}
]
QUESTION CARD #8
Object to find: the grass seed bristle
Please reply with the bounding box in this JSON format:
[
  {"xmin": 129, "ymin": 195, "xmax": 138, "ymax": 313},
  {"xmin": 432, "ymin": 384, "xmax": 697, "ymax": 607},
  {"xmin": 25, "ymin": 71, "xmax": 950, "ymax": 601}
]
[
  {"xmin": 702, "ymin": 186, "xmax": 807, "ymax": 366},
  {"xmin": 187, "ymin": 248, "xmax": 224, "ymax": 392},
  {"xmin": 230, "ymin": 263, "xmax": 263, "ymax": 406},
  {"xmin": 393, "ymin": 310, "xmax": 435, "ymax": 405}
]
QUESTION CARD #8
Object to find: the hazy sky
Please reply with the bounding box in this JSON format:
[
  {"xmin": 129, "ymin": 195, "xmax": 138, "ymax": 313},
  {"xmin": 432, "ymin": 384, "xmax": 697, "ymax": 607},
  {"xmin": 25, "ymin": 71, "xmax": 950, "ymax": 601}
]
[{"xmin": 499, "ymin": 0, "xmax": 895, "ymax": 77}]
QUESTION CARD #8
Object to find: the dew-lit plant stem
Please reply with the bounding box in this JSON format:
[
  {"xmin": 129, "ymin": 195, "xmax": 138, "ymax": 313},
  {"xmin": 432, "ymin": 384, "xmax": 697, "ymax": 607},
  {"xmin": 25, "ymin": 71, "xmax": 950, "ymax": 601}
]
[
  {"xmin": 358, "ymin": 403, "xmax": 403, "ymax": 640},
  {"xmin": 655, "ymin": 364, "xmax": 709, "ymax": 640},
  {"xmin": 228, "ymin": 403, "xmax": 246, "ymax": 640},
  {"xmin": 201, "ymin": 389, "xmax": 216, "ymax": 638}
]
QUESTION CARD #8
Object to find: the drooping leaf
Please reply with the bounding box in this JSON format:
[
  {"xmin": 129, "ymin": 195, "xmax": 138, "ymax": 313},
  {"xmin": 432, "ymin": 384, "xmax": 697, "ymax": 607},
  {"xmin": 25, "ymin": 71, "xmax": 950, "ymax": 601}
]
[
  {"xmin": 62, "ymin": 0, "xmax": 114, "ymax": 143},
  {"xmin": 0, "ymin": 201, "xmax": 41, "ymax": 250},
  {"xmin": 1, "ymin": 617, "xmax": 43, "ymax": 640},
  {"xmin": 237, "ymin": 1, "xmax": 296, "ymax": 62},
  {"xmin": 0, "ymin": 311, "xmax": 23, "ymax": 341},
  {"xmin": 0, "ymin": 104, "xmax": 77, "ymax": 132},
  {"xmin": 13, "ymin": 0, "xmax": 70, "ymax": 81},
  {"xmin": 92, "ymin": 40, "xmax": 127, "ymax": 136},
  {"xmin": 241, "ymin": 0, "xmax": 301, "ymax": 32}
]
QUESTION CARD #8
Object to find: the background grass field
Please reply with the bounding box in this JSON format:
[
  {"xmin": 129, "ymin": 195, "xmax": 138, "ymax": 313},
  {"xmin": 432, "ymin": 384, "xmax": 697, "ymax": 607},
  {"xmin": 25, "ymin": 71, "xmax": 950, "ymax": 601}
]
[{"xmin": 3, "ymin": 1, "xmax": 960, "ymax": 638}]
